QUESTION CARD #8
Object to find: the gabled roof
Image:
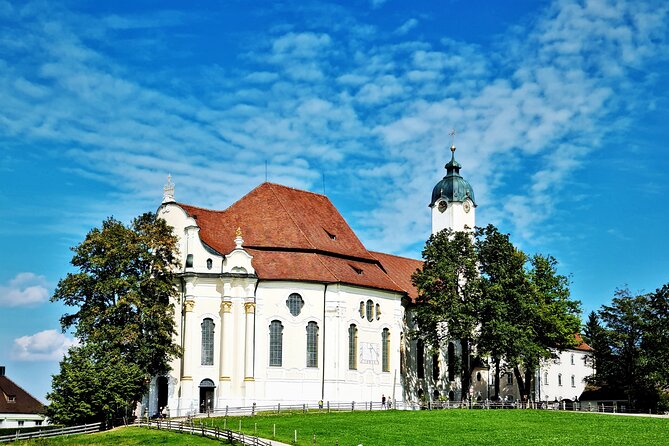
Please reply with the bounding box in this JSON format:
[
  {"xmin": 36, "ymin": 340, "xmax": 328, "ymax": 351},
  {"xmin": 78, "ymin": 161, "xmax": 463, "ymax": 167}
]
[
  {"xmin": 176, "ymin": 183, "xmax": 421, "ymax": 298},
  {"xmin": 0, "ymin": 376, "xmax": 44, "ymax": 415}
]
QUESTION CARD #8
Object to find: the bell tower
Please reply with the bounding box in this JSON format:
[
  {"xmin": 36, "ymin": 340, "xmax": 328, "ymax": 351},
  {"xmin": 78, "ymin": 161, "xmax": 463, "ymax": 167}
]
[{"xmin": 429, "ymin": 139, "xmax": 476, "ymax": 235}]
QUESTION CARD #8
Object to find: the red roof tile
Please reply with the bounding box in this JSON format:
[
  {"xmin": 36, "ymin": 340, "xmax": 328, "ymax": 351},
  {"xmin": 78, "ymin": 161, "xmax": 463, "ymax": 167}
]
[
  {"xmin": 574, "ymin": 334, "xmax": 593, "ymax": 351},
  {"xmin": 0, "ymin": 375, "xmax": 44, "ymax": 415},
  {"xmin": 371, "ymin": 251, "xmax": 423, "ymax": 301},
  {"xmin": 175, "ymin": 182, "xmax": 419, "ymax": 297}
]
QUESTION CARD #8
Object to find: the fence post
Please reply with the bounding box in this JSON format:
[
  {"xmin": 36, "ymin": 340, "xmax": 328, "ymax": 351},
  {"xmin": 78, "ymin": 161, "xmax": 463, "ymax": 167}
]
[
  {"xmin": 327, "ymin": 401, "xmax": 330, "ymax": 413},
  {"xmin": 303, "ymin": 403, "xmax": 307, "ymax": 414},
  {"xmin": 225, "ymin": 405, "xmax": 229, "ymax": 417},
  {"xmin": 273, "ymin": 423, "xmax": 276, "ymax": 438},
  {"xmin": 294, "ymin": 429, "xmax": 297, "ymax": 444},
  {"xmin": 352, "ymin": 401, "xmax": 355, "ymax": 411},
  {"xmin": 252, "ymin": 402, "xmax": 256, "ymax": 416},
  {"xmin": 278, "ymin": 403, "xmax": 281, "ymax": 414}
]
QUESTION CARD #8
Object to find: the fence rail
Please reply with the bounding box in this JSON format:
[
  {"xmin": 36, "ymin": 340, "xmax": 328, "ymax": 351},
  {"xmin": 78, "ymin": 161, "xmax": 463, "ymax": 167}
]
[
  {"xmin": 0, "ymin": 422, "xmax": 102, "ymax": 443},
  {"xmin": 137, "ymin": 419, "xmax": 272, "ymax": 446}
]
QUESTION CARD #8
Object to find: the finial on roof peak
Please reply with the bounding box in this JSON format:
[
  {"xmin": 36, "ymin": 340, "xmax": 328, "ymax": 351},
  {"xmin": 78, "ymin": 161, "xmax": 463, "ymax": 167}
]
[
  {"xmin": 163, "ymin": 174, "xmax": 175, "ymax": 203},
  {"xmin": 234, "ymin": 227, "xmax": 244, "ymax": 249}
]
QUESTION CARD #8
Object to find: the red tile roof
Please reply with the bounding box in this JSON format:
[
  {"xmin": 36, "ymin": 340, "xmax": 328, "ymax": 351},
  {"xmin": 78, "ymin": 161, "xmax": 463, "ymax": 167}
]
[
  {"xmin": 175, "ymin": 182, "xmax": 421, "ymax": 298},
  {"xmin": 0, "ymin": 375, "xmax": 44, "ymax": 415},
  {"xmin": 573, "ymin": 334, "xmax": 593, "ymax": 351}
]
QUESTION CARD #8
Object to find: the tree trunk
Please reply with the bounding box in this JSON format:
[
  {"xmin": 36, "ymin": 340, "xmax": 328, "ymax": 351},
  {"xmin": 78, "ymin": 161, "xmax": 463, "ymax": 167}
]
[
  {"xmin": 493, "ymin": 357, "xmax": 501, "ymax": 400},
  {"xmin": 461, "ymin": 339, "xmax": 471, "ymax": 402},
  {"xmin": 513, "ymin": 366, "xmax": 526, "ymax": 400}
]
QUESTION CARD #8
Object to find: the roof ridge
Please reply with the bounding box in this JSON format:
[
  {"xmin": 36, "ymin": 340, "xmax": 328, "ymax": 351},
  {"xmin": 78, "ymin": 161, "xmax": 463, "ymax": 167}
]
[
  {"xmin": 176, "ymin": 202, "xmax": 225, "ymax": 213},
  {"xmin": 265, "ymin": 182, "xmax": 328, "ymax": 199},
  {"xmin": 0, "ymin": 375, "xmax": 45, "ymax": 406},
  {"xmin": 370, "ymin": 250, "xmax": 421, "ymax": 262}
]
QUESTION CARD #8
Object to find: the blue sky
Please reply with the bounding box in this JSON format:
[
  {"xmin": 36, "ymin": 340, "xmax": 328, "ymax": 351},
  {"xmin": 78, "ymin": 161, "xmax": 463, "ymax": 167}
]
[{"xmin": 1, "ymin": 0, "xmax": 668, "ymax": 402}]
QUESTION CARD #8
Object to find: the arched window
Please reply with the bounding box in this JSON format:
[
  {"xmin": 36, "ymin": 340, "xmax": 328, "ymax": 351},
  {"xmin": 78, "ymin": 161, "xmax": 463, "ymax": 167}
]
[
  {"xmin": 544, "ymin": 372, "xmax": 549, "ymax": 385},
  {"xmin": 359, "ymin": 302, "xmax": 365, "ymax": 319},
  {"xmin": 382, "ymin": 328, "xmax": 390, "ymax": 372},
  {"xmin": 447, "ymin": 343, "xmax": 455, "ymax": 381},
  {"xmin": 348, "ymin": 324, "xmax": 358, "ymax": 370},
  {"xmin": 417, "ymin": 339, "xmax": 425, "ymax": 379},
  {"xmin": 375, "ymin": 303, "xmax": 381, "ymax": 320},
  {"xmin": 269, "ymin": 320, "xmax": 283, "ymax": 366},
  {"xmin": 570, "ymin": 353, "xmax": 575, "ymax": 365},
  {"xmin": 571, "ymin": 375, "xmax": 576, "ymax": 387},
  {"xmin": 186, "ymin": 254, "xmax": 194, "ymax": 268},
  {"xmin": 558, "ymin": 373, "xmax": 563, "ymax": 386},
  {"xmin": 306, "ymin": 322, "xmax": 319, "ymax": 367},
  {"xmin": 366, "ymin": 300, "xmax": 374, "ymax": 322},
  {"xmin": 433, "ymin": 353, "xmax": 440, "ymax": 380},
  {"xmin": 507, "ymin": 373, "xmax": 513, "ymax": 385},
  {"xmin": 201, "ymin": 318, "xmax": 214, "ymax": 365},
  {"xmin": 206, "ymin": 258, "xmax": 213, "ymax": 270},
  {"xmin": 286, "ymin": 293, "xmax": 304, "ymax": 316},
  {"xmin": 476, "ymin": 371, "xmax": 482, "ymax": 382}
]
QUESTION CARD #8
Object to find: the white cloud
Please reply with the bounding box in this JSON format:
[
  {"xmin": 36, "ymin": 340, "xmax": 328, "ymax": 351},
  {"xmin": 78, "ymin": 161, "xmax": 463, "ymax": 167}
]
[
  {"xmin": 0, "ymin": 0, "xmax": 667, "ymax": 258},
  {"xmin": 12, "ymin": 330, "xmax": 77, "ymax": 361},
  {"xmin": 395, "ymin": 18, "xmax": 418, "ymax": 36},
  {"xmin": 0, "ymin": 273, "xmax": 50, "ymax": 307}
]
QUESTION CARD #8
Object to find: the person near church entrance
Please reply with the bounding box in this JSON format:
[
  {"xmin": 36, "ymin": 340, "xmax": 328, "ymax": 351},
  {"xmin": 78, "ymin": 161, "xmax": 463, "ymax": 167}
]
[{"xmin": 382, "ymin": 394, "xmax": 387, "ymax": 409}]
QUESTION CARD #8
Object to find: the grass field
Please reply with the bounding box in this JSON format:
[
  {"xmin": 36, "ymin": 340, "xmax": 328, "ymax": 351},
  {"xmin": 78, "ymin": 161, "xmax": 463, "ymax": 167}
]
[
  {"xmin": 207, "ymin": 409, "xmax": 669, "ymax": 446},
  {"xmin": 13, "ymin": 426, "xmax": 221, "ymax": 445}
]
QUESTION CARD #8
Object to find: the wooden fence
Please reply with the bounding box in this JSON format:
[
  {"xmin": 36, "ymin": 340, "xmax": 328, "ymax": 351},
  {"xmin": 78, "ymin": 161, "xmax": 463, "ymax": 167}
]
[
  {"xmin": 137, "ymin": 419, "xmax": 273, "ymax": 445},
  {"xmin": 0, "ymin": 422, "xmax": 101, "ymax": 443}
]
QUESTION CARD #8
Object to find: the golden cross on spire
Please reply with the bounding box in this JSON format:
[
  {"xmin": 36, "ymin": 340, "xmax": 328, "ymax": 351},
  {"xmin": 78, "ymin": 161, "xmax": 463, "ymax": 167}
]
[{"xmin": 449, "ymin": 129, "xmax": 457, "ymax": 152}]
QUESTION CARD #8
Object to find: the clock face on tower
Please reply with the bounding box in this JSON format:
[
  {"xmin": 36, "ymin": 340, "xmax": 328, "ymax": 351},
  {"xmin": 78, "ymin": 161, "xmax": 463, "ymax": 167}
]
[
  {"xmin": 463, "ymin": 200, "xmax": 471, "ymax": 213},
  {"xmin": 438, "ymin": 201, "xmax": 448, "ymax": 213}
]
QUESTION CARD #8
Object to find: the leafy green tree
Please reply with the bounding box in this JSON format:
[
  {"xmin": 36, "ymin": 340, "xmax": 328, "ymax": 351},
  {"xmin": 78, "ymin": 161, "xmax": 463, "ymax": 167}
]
[
  {"xmin": 49, "ymin": 213, "xmax": 181, "ymax": 424},
  {"xmin": 46, "ymin": 345, "xmax": 144, "ymax": 425},
  {"xmin": 513, "ymin": 254, "xmax": 581, "ymax": 401},
  {"xmin": 475, "ymin": 224, "xmax": 531, "ymax": 400},
  {"xmin": 412, "ymin": 228, "xmax": 482, "ymax": 400},
  {"xmin": 643, "ymin": 284, "xmax": 669, "ymax": 409}
]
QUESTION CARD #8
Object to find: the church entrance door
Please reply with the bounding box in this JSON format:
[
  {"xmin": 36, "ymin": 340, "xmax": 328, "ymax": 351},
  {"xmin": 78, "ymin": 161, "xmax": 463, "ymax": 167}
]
[{"xmin": 199, "ymin": 379, "xmax": 216, "ymax": 413}]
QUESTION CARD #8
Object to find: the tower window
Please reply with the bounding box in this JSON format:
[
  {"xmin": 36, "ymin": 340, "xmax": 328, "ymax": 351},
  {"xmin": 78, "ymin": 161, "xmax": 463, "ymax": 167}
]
[
  {"xmin": 206, "ymin": 258, "xmax": 213, "ymax": 270},
  {"xmin": 571, "ymin": 375, "xmax": 576, "ymax": 387},
  {"xmin": 186, "ymin": 254, "xmax": 194, "ymax": 268}
]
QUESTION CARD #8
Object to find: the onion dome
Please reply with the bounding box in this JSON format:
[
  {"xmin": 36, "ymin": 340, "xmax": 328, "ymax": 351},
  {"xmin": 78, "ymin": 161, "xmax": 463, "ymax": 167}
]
[{"xmin": 430, "ymin": 145, "xmax": 476, "ymax": 207}]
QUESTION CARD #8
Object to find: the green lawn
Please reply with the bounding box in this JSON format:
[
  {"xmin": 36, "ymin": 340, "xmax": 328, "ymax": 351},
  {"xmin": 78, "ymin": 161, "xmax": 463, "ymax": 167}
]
[
  {"xmin": 207, "ymin": 409, "xmax": 669, "ymax": 446},
  {"xmin": 13, "ymin": 426, "xmax": 223, "ymax": 445}
]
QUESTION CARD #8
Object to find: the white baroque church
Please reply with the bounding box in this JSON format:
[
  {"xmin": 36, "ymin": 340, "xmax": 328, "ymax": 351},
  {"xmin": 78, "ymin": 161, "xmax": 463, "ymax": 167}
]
[{"xmin": 145, "ymin": 146, "xmax": 593, "ymax": 416}]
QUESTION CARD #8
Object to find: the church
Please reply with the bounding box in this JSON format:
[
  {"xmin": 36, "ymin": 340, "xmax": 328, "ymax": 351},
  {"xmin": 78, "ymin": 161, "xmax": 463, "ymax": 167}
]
[{"xmin": 147, "ymin": 146, "xmax": 592, "ymax": 416}]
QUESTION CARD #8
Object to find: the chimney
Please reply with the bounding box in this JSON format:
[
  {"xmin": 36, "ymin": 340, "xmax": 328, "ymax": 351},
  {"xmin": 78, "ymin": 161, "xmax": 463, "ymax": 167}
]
[{"xmin": 0, "ymin": 366, "xmax": 5, "ymax": 376}]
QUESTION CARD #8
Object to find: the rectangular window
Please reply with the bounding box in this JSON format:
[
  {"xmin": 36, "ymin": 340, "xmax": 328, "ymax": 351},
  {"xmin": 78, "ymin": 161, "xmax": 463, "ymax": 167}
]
[
  {"xmin": 270, "ymin": 320, "xmax": 283, "ymax": 366},
  {"xmin": 18, "ymin": 421, "xmax": 24, "ymax": 427},
  {"xmin": 201, "ymin": 318, "xmax": 215, "ymax": 366},
  {"xmin": 306, "ymin": 322, "xmax": 319, "ymax": 367},
  {"xmin": 507, "ymin": 373, "xmax": 513, "ymax": 385},
  {"xmin": 348, "ymin": 324, "xmax": 357, "ymax": 370},
  {"xmin": 35, "ymin": 421, "xmax": 42, "ymax": 426},
  {"xmin": 382, "ymin": 328, "xmax": 390, "ymax": 372}
]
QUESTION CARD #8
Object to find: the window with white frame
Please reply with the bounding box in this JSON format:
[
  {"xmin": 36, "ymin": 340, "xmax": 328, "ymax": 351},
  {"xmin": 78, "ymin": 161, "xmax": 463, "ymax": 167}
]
[
  {"xmin": 201, "ymin": 318, "xmax": 215, "ymax": 365},
  {"xmin": 348, "ymin": 324, "xmax": 358, "ymax": 370},
  {"xmin": 269, "ymin": 320, "xmax": 283, "ymax": 366},
  {"xmin": 366, "ymin": 299, "xmax": 374, "ymax": 322},
  {"xmin": 306, "ymin": 321, "xmax": 319, "ymax": 367},
  {"xmin": 571, "ymin": 375, "xmax": 576, "ymax": 387},
  {"xmin": 544, "ymin": 372, "xmax": 549, "ymax": 385},
  {"xmin": 382, "ymin": 328, "xmax": 390, "ymax": 372},
  {"xmin": 558, "ymin": 373, "xmax": 563, "ymax": 386},
  {"xmin": 286, "ymin": 293, "xmax": 304, "ymax": 316}
]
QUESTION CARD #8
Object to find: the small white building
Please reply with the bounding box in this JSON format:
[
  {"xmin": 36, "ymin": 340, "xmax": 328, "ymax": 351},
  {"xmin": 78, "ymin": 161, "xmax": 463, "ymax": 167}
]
[{"xmin": 0, "ymin": 366, "xmax": 47, "ymax": 429}]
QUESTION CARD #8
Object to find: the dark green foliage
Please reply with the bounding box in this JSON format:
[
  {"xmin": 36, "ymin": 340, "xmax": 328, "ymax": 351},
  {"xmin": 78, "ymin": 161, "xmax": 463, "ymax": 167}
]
[
  {"xmin": 412, "ymin": 225, "xmax": 581, "ymax": 402},
  {"xmin": 412, "ymin": 228, "xmax": 482, "ymax": 398},
  {"xmin": 49, "ymin": 213, "xmax": 181, "ymax": 424},
  {"xmin": 46, "ymin": 345, "xmax": 144, "ymax": 425},
  {"xmin": 590, "ymin": 286, "xmax": 669, "ymax": 411}
]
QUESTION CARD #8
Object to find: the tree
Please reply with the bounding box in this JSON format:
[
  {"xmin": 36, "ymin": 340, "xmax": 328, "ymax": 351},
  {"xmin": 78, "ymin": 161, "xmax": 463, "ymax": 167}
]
[
  {"xmin": 475, "ymin": 224, "xmax": 532, "ymax": 400},
  {"xmin": 643, "ymin": 284, "xmax": 669, "ymax": 409},
  {"xmin": 46, "ymin": 345, "xmax": 144, "ymax": 426},
  {"xmin": 49, "ymin": 213, "xmax": 181, "ymax": 424},
  {"xmin": 412, "ymin": 228, "xmax": 482, "ymax": 401}
]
